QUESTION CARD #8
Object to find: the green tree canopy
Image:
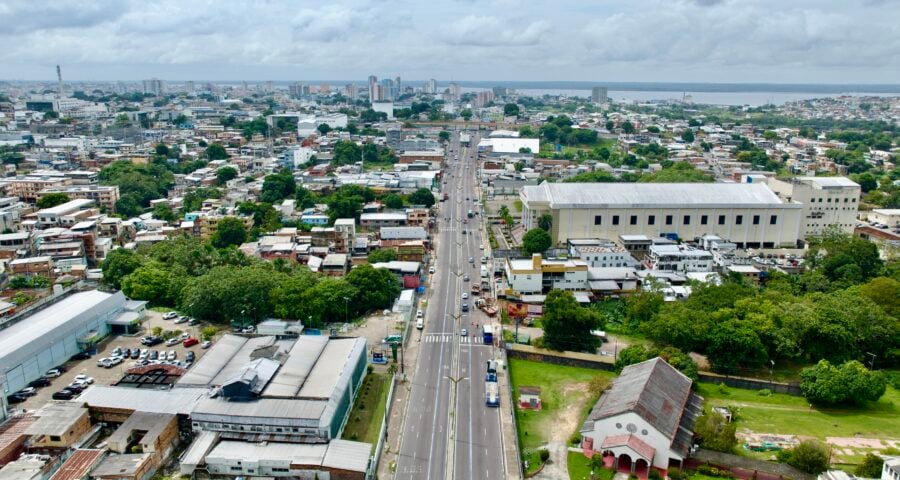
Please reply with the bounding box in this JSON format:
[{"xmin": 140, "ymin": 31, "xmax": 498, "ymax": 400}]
[
  {"xmin": 206, "ymin": 143, "xmax": 228, "ymax": 160},
  {"xmin": 855, "ymin": 454, "xmax": 884, "ymax": 478},
  {"xmin": 542, "ymin": 290, "xmax": 603, "ymax": 352},
  {"xmin": 216, "ymin": 166, "xmax": 238, "ymax": 185},
  {"xmin": 693, "ymin": 411, "xmax": 737, "ymax": 453},
  {"xmin": 36, "ymin": 193, "xmax": 70, "ymax": 209},
  {"xmin": 368, "ymin": 249, "xmax": 397, "ymax": 264},
  {"xmin": 122, "ymin": 263, "xmax": 185, "ymax": 306},
  {"xmin": 408, "ymin": 188, "xmax": 435, "ymax": 207},
  {"xmin": 681, "ymin": 129, "xmax": 695, "ymax": 143},
  {"xmin": 211, "ymin": 217, "xmax": 248, "ymax": 249},
  {"xmin": 503, "ymin": 103, "xmax": 520, "ymax": 117},
  {"xmin": 152, "ymin": 203, "xmax": 176, "ymax": 223},
  {"xmin": 261, "ymin": 171, "xmax": 297, "ymax": 204},
  {"xmin": 521, "ymin": 228, "xmax": 552, "ymax": 256},
  {"xmin": 270, "ymin": 270, "xmax": 319, "ymax": 320},
  {"xmin": 101, "ymin": 248, "xmax": 143, "ymax": 290},
  {"xmin": 382, "ymin": 194, "xmax": 404, "ymax": 209},
  {"xmin": 800, "ymin": 359, "xmax": 887, "ymax": 405},
  {"xmin": 777, "ymin": 440, "xmax": 830, "ymax": 475},
  {"xmin": 438, "ymin": 131, "xmax": 450, "ymax": 143},
  {"xmin": 345, "ymin": 264, "xmax": 401, "ymax": 313},
  {"xmin": 181, "ymin": 264, "xmax": 288, "ymax": 324},
  {"xmin": 537, "ymin": 214, "xmax": 553, "ymax": 232}
]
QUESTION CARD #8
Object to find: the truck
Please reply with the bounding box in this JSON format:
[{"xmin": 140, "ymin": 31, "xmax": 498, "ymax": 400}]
[
  {"xmin": 475, "ymin": 299, "xmax": 498, "ymax": 317},
  {"xmin": 485, "ymin": 380, "xmax": 499, "ymax": 407},
  {"xmin": 471, "ymin": 283, "xmax": 481, "ymax": 296},
  {"xmin": 480, "ymin": 265, "xmax": 488, "ymax": 279},
  {"xmin": 467, "ymin": 210, "xmax": 474, "ymax": 218}
]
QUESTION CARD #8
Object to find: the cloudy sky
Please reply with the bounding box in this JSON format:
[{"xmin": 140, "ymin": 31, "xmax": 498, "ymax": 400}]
[{"xmin": 2, "ymin": 0, "xmax": 898, "ymax": 83}]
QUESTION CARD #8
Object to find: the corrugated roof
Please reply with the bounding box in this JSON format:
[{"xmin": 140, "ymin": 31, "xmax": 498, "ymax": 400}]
[
  {"xmin": 263, "ymin": 336, "xmax": 329, "ymax": 398},
  {"xmin": 322, "ymin": 439, "xmax": 372, "ymax": 472},
  {"xmin": 523, "ymin": 182, "xmax": 795, "ymax": 209},
  {"xmin": 50, "ymin": 449, "xmax": 105, "ymax": 480},
  {"xmin": 192, "ymin": 397, "xmax": 326, "ymax": 421},
  {"xmin": 77, "ymin": 385, "xmax": 207, "ymax": 415},
  {"xmin": 298, "ymin": 338, "xmax": 363, "ymax": 399},
  {"xmin": 206, "ymin": 440, "xmax": 328, "ymax": 467},
  {"xmin": 25, "ymin": 402, "xmax": 88, "ymax": 436}
]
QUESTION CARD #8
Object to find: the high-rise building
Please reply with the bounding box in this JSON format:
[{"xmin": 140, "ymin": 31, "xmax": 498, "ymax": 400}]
[
  {"xmin": 492, "ymin": 86, "xmax": 508, "ymax": 97},
  {"xmin": 142, "ymin": 78, "xmax": 165, "ymax": 96},
  {"xmin": 185, "ymin": 81, "xmax": 195, "ymax": 93},
  {"xmin": 394, "ymin": 76, "xmax": 401, "ymax": 97},
  {"xmin": 346, "ymin": 83, "xmax": 359, "ymax": 100},
  {"xmin": 592, "ymin": 86, "xmax": 608, "ymax": 104},
  {"xmin": 449, "ymin": 82, "xmax": 462, "ymax": 101},
  {"xmin": 379, "ymin": 78, "xmax": 395, "ymax": 101},
  {"xmin": 368, "ymin": 75, "xmax": 378, "ymax": 101},
  {"xmin": 289, "ymin": 82, "xmax": 304, "ymax": 98},
  {"xmin": 425, "ymin": 78, "xmax": 437, "ymax": 94}
]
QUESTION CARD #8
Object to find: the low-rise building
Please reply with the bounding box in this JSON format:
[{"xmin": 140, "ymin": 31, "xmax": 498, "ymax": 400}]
[
  {"xmin": 646, "ymin": 245, "xmax": 714, "ymax": 273},
  {"xmin": 24, "ymin": 402, "xmax": 91, "ymax": 449},
  {"xmin": 504, "ymin": 254, "xmax": 589, "ymax": 296}
]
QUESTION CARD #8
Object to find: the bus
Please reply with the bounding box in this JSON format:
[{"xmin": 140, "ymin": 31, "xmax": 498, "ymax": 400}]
[{"xmin": 483, "ymin": 325, "xmax": 493, "ymax": 344}]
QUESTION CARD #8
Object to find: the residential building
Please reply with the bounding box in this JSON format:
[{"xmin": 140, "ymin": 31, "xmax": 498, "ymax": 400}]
[
  {"xmin": 372, "ymin": 101, "xmax": 394, "ymax": 120},
  {"xmin": 0, "ymin": 176, "xmax": 70, "ymax": 203},
  {"xmin": 647, "ymin": 245, "xmax": 715, "ymax": 273},
  {"xmin": 35, "ymin": 199, "xmax": 96, "ymax": 227},
  {"xmin": 142, "ymin": 78, "xmax": 165, "ymax": 96},
  {"xmin": 521, "ymin": 182, "xmax": 803, "ymax": 249},
  {"xmin": 580, "ymin": 357, "xmax": 704, "ymax": 473},
  {"xmin": 764, "ymin": 176, "xmax": 860, "ymax": 239},
  {"xmin": 504, "ymin": 254, "xmax": 589, "ymax": 296},
  {"xmin": 592, "ymin": 86, "xmax": 609, "ymax": 104},
  {"xmin": 37, "ymin": 185, "xmax": 120, "ymax": 212}
]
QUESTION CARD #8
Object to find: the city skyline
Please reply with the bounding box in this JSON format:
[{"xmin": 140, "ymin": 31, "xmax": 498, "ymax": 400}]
[{"xmin": 2, "ymin": 0, "xmax": 898, "ymax": 83}]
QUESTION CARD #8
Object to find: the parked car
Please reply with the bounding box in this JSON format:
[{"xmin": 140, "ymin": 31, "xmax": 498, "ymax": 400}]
[
  {"xmin": 188, "ymin": 318, "xmax": 201, "ymax": 326},
  {"xmin": 7, "ymin": 393, "xmax": 28, "ymax": 404},
  {"xmin": 46, "ymin": 368, "xmax": 62, "ymax": 377},
  {"xmin": 149, "ymin": 350, "xmax": 159, "ymax": 360},
  {"xmin": 65, "ymin": 383, "xmax": 85, "ymax": 393},
  {"xmin": 201, "ymin": 341, "xmax": 212, "ymax": 349},
  {"xmin": 130, "ymin": 348, "xmax": 140, "ymax": 359},
  {"xmin": 111, "ymin": 347, "xmax": 123, "ymax": 357},
  {"xmin": 429, "ymin": 266, "xmax": 436, "ymax": 274},
  {"xmin": 162, "ymin": 311, "xmax": 178, "ymax": 320},
  {"xmin": 97, "ymin": 358, "xmax": 112, "ymax": 367},
  {"xmin": 17, "ymin": 387, "xmax": 36, "ymax": 397},
  {"xmin": 186, "ymin": 351, "xmax": 196, "ymax": 362},
  {"xmin": 183, "ymin": 337, "xmax": 199, "ymax": 347},
  {"xmin": 167, "ymin": 350, "xmax": 176, "ymax": 361},
  {"xmin": 147, "ymin": 336, "xmax": 163, "ymax": 346},
  {"xmin": 73, "ymin": 374, "xmax": 94, "ymax": 385},
  {"xmin": 70, "ymin": 351, "xmax": 92, "ymax": 360},
  {"xmin": 107, "ymin": 357, "xmax": 123, "ymax": 367},
  {"xmin": 174, "ymin": 316, "xmax": 189, "ymax": 324},
  {"xmin": 461, "ymin": 292, "xmax": 468, "ymax": 299},
  {"xmin": 241, "ymin": 326, "xmax": 255, "ymax": 334},
  {"xmin": 165, "ymin": 337, "xmax": 179, "ymax": 347},
  {"xmin": 29, "ymin": 377, "xmax": 51, "ymax": 388},
  {"xmin": 52, "ymin": 390, "xmax": 76, "ymax": 400},
  {"xmin": 180, "ymin": 332, "xmax": 190, "ymax": 340}
]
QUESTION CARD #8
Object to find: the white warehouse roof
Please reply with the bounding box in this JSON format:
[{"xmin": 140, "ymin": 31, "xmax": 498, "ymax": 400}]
[{"xmin": 523, "ymin": 182, "xmax": 797, "ymax": 209}]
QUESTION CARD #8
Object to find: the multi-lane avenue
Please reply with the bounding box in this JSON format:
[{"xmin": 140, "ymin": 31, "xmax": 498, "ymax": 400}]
[{"xmin": 395, "ymin": 131, "xmax": 506, "ymax": 480}]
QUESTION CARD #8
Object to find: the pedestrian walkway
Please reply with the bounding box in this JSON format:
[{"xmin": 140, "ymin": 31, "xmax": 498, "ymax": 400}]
[{"xmin": 421, "ymin": 333, "xmax": 486, "ymax": 344}]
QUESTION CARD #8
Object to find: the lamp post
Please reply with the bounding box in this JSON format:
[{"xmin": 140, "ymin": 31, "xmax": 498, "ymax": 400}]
[{"xmin": 343, "ymin": 297, "xmax": 350, "ymax": 324}]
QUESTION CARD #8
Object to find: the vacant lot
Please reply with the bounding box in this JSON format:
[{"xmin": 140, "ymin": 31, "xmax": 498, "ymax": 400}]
[
  {"xmin": 342, "ymin": 372, "xmax": 392, "ymax": 451},
  {"xmin": 508, "ymin": 358, "xmax": 613, "ymax": 476}
]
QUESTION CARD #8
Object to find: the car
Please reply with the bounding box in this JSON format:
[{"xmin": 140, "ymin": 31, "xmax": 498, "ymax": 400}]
[
  {"xmin": 241, "ymin": 326, "xmax": 256, "ymax": 334},
  {"xmin": 111, "ymin": 347, "xmax": 123, "ymax": 357},
  {"xmin": 461, "ymin": 328, "xmax": 468, "ymax": 337},
  {"xmin": 65, "ymin": 383, "xmax": 86, "ymax": 393},
  {"xmin": 201, "ymin": 341, "xmax": 212, "ymax": 349},
  {"xmin": 165, "ymin": 338, "xmax": 179, "ymax": 347},
  {"xmin": 17, "ymin": 387, "xmax": 36, "ymax": 397},
  {"xmin": 70, "ymin": 351, "xmax": 91, "ymax": 360},
  {"xmin": 107, "ymin": 356, "xmax": 123, "ymax": 367},
  {"xmin": 139, "ymin": 349, "xmax": 149, "ymax": 359},
  {"xmin": 130, "ymin": 348, "xmax": 141, "ymax": 359},
  {"xmin": 52, "ymin": 389, "xmax": 76, "ymax": 400},
  {"xmin": 463, "ymin": 275, "xmax": 470, "ymax": 282},
  {"xmin": 461, "ymin": 303, "xmax": 469, "ymax": 312},
  {"xmin": 468, "ymin": 257, "xmax": 474, "ymax": 263},
  {"xmin": 162, "ymin": 311, "xmax": 178, "ymax": 320},
  {"xmin": 479, "ymin": 245, "xmax": 485, "ymax": 250},
  {"xmin": 186, "ymin": 351, "xmax": 196, "ymax": 362},
  {"xmin": 188, "ymin": 318, "xmax": 201, "ymax": 326},
  {"xmin": 428, "ymin": 266, "xmax": 435, "ymax": 274},
  {"xmin": 183, "ymin": 337, "xmax": 199, "ymax": 347},
  {"xmin": 29, "ymin": 377, "xmax": 51, "ymax": 388},
  {"xmin": 180, "ymin": 332, "xmax": 190, "ymax": 340},
  {"xmin": 416, "ymin": 310, "xmax": 424, "ymax": 319},
  {"xmin": 174, "ymin": 316, "xmax": 189, "ymax": 324},
  {"xmin": 7, "ymin": 393, "xmax": 28, "ymax": 404},
  {"xmin": 462, "ymin": 292, "xmax": 469, "ymax": 299},
  {"xmin": 149, "ymin": 350, "xmax": 159, "ymax": 360},
  {"xmin": 142, "ymin": 336, "xmax": 163, "ymax": 346},
  {"xmin": 73, "ymin": 374, "xmax": 94, "ymax": 384},
  {"xmin": 55, "ymin": 364, "xmax": 68, "ymax": 373},
  {"xmin": 97, "ymin": 357, "xmax": 112, "ymax": 367},
  {"xmin": 167, "ymin": 351, "xmax": 177, "ymax": 361}
]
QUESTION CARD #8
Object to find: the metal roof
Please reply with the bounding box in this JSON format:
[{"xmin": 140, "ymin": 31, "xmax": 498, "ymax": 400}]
[
  {"xmin": 206, "ymin": 440, "xmax": 328, "ymax": 467},
  {"xmin": 298, "ymin": 338, "xmax": 365, "ymax": 399},
  {"xmin": 192, "ymin": 397, "xmax": 326, "ymax": 422},
  {"xmin": 322, "ymin": 439, "xmax": 372, "ymax": 472},
  {"xmin": 523, "ymin": 182, "xmax": 796, "ymax": 209},
  {"xmin": 77, "ymin": 385, "xmax": 208, "ymax": 415},
  {"xmin": 25, "ymin": 402, "xmax": 88, "ymax": 437},
  {"xmin": 263, "ymin": 336, "xmax": 329, "ymax": 398},
  {"xmin": 50, "ymin": 449, "xmax": 105, "ymax": 480}
]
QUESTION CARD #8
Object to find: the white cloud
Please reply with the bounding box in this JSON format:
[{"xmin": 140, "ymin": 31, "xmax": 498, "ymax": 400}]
[{"xmin": 442, "ymin": 15, "xmax": 550, "ymax": 46}]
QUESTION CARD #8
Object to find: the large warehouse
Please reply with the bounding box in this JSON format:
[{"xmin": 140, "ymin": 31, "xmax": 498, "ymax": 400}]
[
  {"xmin": 520, "ymin": 182, "xmax": 804, "ymax": 248},
  {"xmin": 0, "ymin": 290, "xmax": 130, "ymax": 405}
]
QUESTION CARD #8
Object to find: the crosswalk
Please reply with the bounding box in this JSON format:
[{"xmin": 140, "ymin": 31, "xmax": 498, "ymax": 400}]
[{"xmin": 422, "ymin": 334, "xmax": 483, "ymax": 344}]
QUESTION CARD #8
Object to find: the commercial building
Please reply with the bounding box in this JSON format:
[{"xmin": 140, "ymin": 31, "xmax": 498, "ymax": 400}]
[
  {"xmin": 35, "ymin": 199, "xmax": 96, "ymax": 227},
  {"xmin": 521, "ymin": 182, "xmax": 803, "ymax": 249},
  {"xmin": 504, "ymin": 254, "xmax": 589, "ymax": 296},
  {"xmin": 204, "ymin": 439, "xmax": 369, "ymax": 479},
  {"xmin": 646, "ymin": 245, "xmax": 714, "ymax": 273},
  {"xmin": 0, "ymin": 290, "xmax": 131, "ymax": 398},
  {"xmin": 866, "ymin": 209, "xmax": 900, "ymax": 228},
  {"xmin": 36, "ymin": 186, "xmax": 120, "ymax": 213},
  {"xmin": 764, "ymin": 176, "xmax": 860, "ymax": 238},
  {"xmin": 24, "ymin": 402, "xmax": 91, "ymax": 449}
]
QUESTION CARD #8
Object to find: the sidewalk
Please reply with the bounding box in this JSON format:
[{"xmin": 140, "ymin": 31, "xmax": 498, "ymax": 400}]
[{"xmin": 498, "ymin": 348, "xmax": 523, "ymax": 479}]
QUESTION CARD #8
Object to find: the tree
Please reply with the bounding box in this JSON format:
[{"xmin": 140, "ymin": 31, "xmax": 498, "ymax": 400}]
[
  {"xmin": 332, "ymin": 140, "xmax": 363, "ymax": 166},
  {"xmin": 181, "ymin": 265, "xmax": 287, "ymax": 324},
  {"xmin": 216, "ymin": 166, "xmax": 238, "ymax": 186},
  {"xmin": 622, "ymin": 121, "xmax": 635, "ymax": 134},
  {"xmin": 460, "ymin": 109, "xmax": 473, "ymax": 121},
  {"xmin": 639, "ymin": 162, "xmax": 714, "ymax": 183},
  {"xmin": 503, "ymin": 103, "xmax": 520, "ymax": 117},
  {"xmin": 206, "ymin": 143, "xmax": 228, "ymax": 160},
  {"xmin": 855, "ymin": 453, "xmax": 884, "ymax": 478},
  {"xmin": 542, "ymin": 290, "xmax": 603, "ymax": 352},
  {"xmin": 122, "ymin": 264, "xmax": 183, "ymax": 306},
  {"xmin": 155, "ymin": 143, "xmax": 170, "ymax": 156},
  {"xmin": 808, "ymin": 232, "xmax": 883, "ymax": 285},
  {"xmin": 299, "ymin": 278, "xmax": 360, "ymax": 327},
  {"xmin": 270, "ymin": 270, "xmax": 319, "ymax": 320},
  {"xmin": 346, "ymin": 264, "xmax": 401, "ymax": 313},
  {"xmin": 317, "ymin": 123, "xmax": 332, "ymax": 135},
  {"xmin": 777, "ymin": 440, "xmax": 830, "ymax": 475},
  {"xmin": 613, "ymin": 345, "xmax": 698, "ymax": 380},
  {"xmin": 382, "ymin": 194, "xmax": 404, "ymax": 209},
  {"xmin": 368, "ymin": 249, "xmax": 397, "ymax": 263},
  {"xmin": 261, "ymin": 171, "xmax": 296, "ymax": 203},
  {"xmin": 152, "ymin": 203, "xmax": 176, "ymax": 223},
  {"xmin": 36, "ymin": 193, "xmax": 70, "ymax": 209},
  {"xmin": 647, "ymin": 126, "xmax": 660, "ymax": 134},
  {"xmin": 538, "ymin": 214, "xmax": 553, "ymax": 232},
  {"xmin": 681, "ymin": 129, "xmax": 695, "ymax": 143},
  {"xmin": 211, "ymin": 217, "xmax": 247, "ymax": 249},
  {"xmin": 693, "ymin": 411, "xmax": 737, "ymax": 453},
  {"xmin": 101, "ymin": 249, "xmax": 143, "ymax": 290},
  {"xmin": 521, "ymin": 228, "xmax": 552, "ymax": 256},
  {"xmin": 857, "ymin": 276, "xmax": 900, "ymax": 318},
  {"xmin": 706, "ymin": 319, "xmax": 768, "ymax": 373},
  {"xmin": 408, "ymin": 188, "xmax": 435, "ymax": 207},
  {"xmin": 438, "ymin": 131, "xmax": 450, "ymax": 143},
  {"xmin": 800, "ymin": 359, "xmax": 887, "ymax": 405}
]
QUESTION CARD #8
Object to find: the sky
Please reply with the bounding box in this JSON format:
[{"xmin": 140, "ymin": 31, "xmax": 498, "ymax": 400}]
[{"xmin": 2, "ymin": 0, "xmax": 899, "ymax": 84}]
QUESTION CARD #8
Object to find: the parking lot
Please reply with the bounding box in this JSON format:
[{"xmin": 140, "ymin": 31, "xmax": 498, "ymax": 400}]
[{"xmin": 14, "ymin": 309, "xmax": 216, "ymax": 411}]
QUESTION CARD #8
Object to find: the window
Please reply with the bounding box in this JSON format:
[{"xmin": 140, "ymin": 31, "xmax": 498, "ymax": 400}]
[
  {"xmin": 718, "ymin": 215, "xmax": 726, "ymax": 225},
  {"xmin": 648, "ymin": 215, "xmax": 655, "ymax": 225},
  {"xmin": 736, "ymin": 215, "xmax": 743, "ymax": 225},
  {"xmin": 665, "ymin": 215, "xmax": 673, "ymax": 225},
  {"xmin": 753, "ymin": 215, "xmax": 760, "ymax": 225},
  {"xmin": 827, "ymin": 198, "xmax": 831, "ymax": 203},
  {"xmin": 770, "ymin": 215, "xmax": 777, "ymax": 225},
  {"xmin": 612, "ymin": 215, "xmax": 620, "ymax": 225},
  {"xmin": 683, "ymin": 215, "xmax": 691, "ymax": 225},
  {"xmin": 50, "ymin": 435, "xmax": 61, "ymax": 442},
  {"xmin": 630, "ymin": 215, "xmax": 637, "ymax": 225},
  {"xmin": 594, "ymin": 215, "xmax": 602, "ymax": 225},
  {"xmin": 701, "ymin": 215, "xmax": 708, "ymax": 225}
]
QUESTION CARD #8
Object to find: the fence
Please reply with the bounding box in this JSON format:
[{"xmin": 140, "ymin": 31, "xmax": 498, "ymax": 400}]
[
  {"xmin": 499, "ymin": 348, "xmax": 524, "ymax": 480},
  {"xmin": 690, "ymin": 448, "xmax": 813, "ymax": 480},
  {"xmin": 370, "ymin": 374, "xmax": 398, "ymax": 479}
]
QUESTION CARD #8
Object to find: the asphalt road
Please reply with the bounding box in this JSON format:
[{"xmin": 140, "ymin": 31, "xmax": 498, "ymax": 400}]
[{"xmin": 395, "ymin": 131, "xmax": 506, "ymax": 480}]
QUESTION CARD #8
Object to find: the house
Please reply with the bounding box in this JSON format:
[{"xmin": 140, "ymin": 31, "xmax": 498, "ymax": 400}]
[
  {"xmin": 580, "ymin": 357, "xmax": 704, "ymax": 475},
  {"xmin": 517, "ymin": 386, "xmax": 542, "ymax": 410},
  {"xmin": 24, "ymin": 402, "xmax": 91, "ymax": 449},
  {"xmin": 884, "ymin": 457, "xmax": 900, "ymax": 480}
]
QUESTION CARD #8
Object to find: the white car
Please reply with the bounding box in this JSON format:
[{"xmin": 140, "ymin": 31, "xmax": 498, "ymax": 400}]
[
  {"xmin": 162, "ymin": 311, "xmax": 178, "ymax": 320},
  {"xmin": 165, "ymin": 338, "xmax": 179, "ymax": 346},
  {"xmin": 167, "ymin": 351, "xmax": 176, "ymax": 361},
  {"xmin": 416, "ymin": 310, "xmax": 424, "ymax": 318},
  {"xmin": 97, "ymin": 357, "xmax": 112, "ymax": 367},
  {"xmin": 107, "ymin": 356, "xmax": 123, "ymax": 367},
  {"xmin": 201, "ymin": 341, "xmax": 212, "ymax": 349},
  {"xmin": 74, "ymin": 374, "xmax": 94, "ymax": 384},
  {"xmin": 461, "ymin": 292, "xmax": 468, "ymax": 299},
  {"xmin": 18, "ymin": 387, "xmax": 36, "ymax": 396},
  {"xmin": 479, "ymin": 245, "xmax": 485, "ymax": 250},
  {"xmin": 428, "ymin": 266, "xmax": 435, "ymax": 274},
  {"xmin": 46, "ymin": 368, "xmax": 62, "ymax": 378}
]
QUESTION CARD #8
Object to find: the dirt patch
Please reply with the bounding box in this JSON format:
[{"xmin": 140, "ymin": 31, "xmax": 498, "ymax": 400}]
[{"xmin": 549, "ymin": 382, "xmax": 591, "ymax": 443}]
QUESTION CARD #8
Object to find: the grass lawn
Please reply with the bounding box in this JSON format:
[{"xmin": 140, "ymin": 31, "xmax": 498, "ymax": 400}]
[
  {"xmin": 698, "ymin": 382, "xmax": 900, "ymax": 440},
  {"xmin": 568, "ymin": 451, "xmax": 614, "ymax": 480},
  {"xmin": 508, "ymin": 359, "xmax": 614, "ymax": 476},
  {"xmin": 342, "ymin": 372, "xmax": 392, "ymax": 451}
]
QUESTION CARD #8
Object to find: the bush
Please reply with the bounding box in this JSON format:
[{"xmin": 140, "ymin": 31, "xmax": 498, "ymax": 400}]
[
  {"xmin": 854, "ymin": 453, "xmax": 884, "ymax": 478},
  {"xmin": 538, "ymin": 449, "xmax": 550, "ymax": 463},
  {"xmin": 667, "ymin": 467, "xmax": 686, "ymax": 480},
  {"xmin": 570, "ymin": 433, "xmax": 582, "ymax": 446},
  {"xmin": 757, "ymin": 388, "xmax": 772, "ymax": 397},
  {"xmin": 366, "ymin": 364, "xmax": 374, "ymax": 375},
  {"xmin": 696, "ymin": 465, "xmax": 735, "ymax": 478},
  {"xmin": 777, "ymin": 440, "xmax": 830, "ymax": 475},
  {"xmin": 648, "ymin": 469, "xmax": 662, "ymax": 480},
  {"xmin": 694, "ymin": 411, "xmax": 737, "ymax": 453},
  {"xmin": 800, "ymin": 359, "xmax": 887, "ymax": 405}
]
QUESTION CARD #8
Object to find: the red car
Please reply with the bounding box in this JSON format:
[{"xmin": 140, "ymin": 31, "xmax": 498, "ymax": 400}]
[{"xmin": 183, "ymin": 337, "xmax": 199, "ymax": 347}]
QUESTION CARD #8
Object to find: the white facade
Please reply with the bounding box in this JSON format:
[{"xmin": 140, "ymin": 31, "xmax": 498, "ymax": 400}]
[
  {"xmin": 521, "ymin": 182, "xmax": 803, "ymax": 249},
  {"xmin": 764, "ymin": 176, "xmax": 860, "ymax": 239},
  {"xmin": 372, "ymin": 101, "xmax": 394, "ymax": 120},
  {"xmin": 583, "ymin": 411, "xmax": 683, "ymax": 470},
  {"xmin": 648, "ymin": 245, "xmax": 714, "ymax": 273},
  {"xmin": 297, "ymin": 114, "xmax": 349, "ymax": 137},
  {"xmin": 478, "ymin": 137, "xmax": 540, "ymax": 154},
  {"xmin": 867, "ymin": 209, "xmax": 900, "ymax": 228},
  {"xmin": 284, "ymin": 146, "xmax": 317, "ymax": 168}
]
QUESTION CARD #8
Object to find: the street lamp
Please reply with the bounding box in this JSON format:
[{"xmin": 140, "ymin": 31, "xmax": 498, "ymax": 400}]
[{"xmin": 343, "ymin": 297, "xmax": 350, "ymax": 324}]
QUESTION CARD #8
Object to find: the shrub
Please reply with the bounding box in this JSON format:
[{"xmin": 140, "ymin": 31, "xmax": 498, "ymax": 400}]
[
  {"xmin": 570, "ymin": 433, "xmax": 582, "ymax": 446},
  {"xmin": 757, "ymin": 388, "xmax": 772, "ymax": 397},
  {"xmin": 366, "ymin": 364, "xmax": 374, "ymax": 374},
  {"xmin": 777, "ymin": 440, "xmax": 830, "ymax": 475},
  {"xmin": 538, "ymin": 449, "xmax": 550, "ymax": 463},
  {"xmin": 694, "ymin": 411, "xmax": 737, "ymax": 453},
  {"xmin": 854, "ymin": 453, "xmax": 884, "ymax": 478},
  {"xmin": 667, "ymin": 467, "xmax": 686, "ymax": 480},
  {"xmin": 648, "ymin": 469, "xmax": 662, "ymax": 480}
]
